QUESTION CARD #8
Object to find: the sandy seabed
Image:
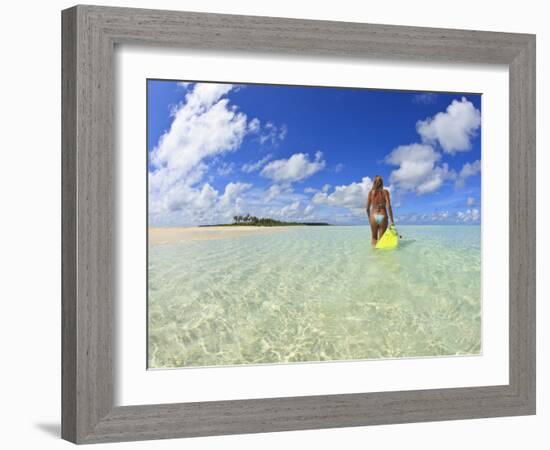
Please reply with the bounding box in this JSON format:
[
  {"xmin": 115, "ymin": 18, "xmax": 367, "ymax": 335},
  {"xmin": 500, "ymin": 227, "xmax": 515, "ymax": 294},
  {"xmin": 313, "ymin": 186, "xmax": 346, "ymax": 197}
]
[
  {"xmin": 147, "ymin": 225, "xmax": 482, "ymax": 368},
  {"xmin": 148, "ymin": 226, "xmax": 293, "ymax": 245}
]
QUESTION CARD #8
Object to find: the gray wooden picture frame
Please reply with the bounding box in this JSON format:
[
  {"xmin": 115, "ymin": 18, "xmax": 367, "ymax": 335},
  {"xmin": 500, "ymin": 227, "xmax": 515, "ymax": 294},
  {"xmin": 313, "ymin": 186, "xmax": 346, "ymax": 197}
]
[{"xmin": 61, "ymin": 4, "xmax": 536, "ymax": 444}]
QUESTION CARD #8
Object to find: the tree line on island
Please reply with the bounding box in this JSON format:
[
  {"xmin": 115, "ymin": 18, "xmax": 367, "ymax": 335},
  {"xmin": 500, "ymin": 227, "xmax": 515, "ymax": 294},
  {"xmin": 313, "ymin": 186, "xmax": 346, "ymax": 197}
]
[{"xmin": 199, "ymin": 213, "xmax": 330, "ymax": 227}]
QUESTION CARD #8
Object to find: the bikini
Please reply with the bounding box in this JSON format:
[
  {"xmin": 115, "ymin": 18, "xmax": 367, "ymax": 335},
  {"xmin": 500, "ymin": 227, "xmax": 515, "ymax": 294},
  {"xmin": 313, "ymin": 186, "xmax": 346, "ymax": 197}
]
[{"xmin": 374, "ymin": 213, "xmax": 385, "ymax": 225}]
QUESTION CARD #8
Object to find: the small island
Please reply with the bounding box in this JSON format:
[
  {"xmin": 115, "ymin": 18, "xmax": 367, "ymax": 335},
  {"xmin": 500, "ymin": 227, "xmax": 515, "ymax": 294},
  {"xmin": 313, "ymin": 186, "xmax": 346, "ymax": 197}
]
[
  {"xmin": 149, "ymin": 215, "xmax": 331, "ymax": 245},
  {"xmin": 199, "ymin": 214, "xmax": 330, "ymax": 227}
]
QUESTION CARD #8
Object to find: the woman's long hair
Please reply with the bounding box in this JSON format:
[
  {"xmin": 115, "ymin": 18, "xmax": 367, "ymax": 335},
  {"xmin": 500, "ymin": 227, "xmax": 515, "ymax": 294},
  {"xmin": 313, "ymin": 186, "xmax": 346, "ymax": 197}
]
[{"xmin": 371, "ymin": 175, "xmax": 384, "ymax": 191}]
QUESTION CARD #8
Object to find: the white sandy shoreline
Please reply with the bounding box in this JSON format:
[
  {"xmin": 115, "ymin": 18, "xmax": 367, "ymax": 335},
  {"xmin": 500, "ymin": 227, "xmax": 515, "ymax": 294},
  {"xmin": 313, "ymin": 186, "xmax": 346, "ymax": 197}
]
[{"xmin": 149, "ymin": 226, "xmax": 299, "ymax": 245}]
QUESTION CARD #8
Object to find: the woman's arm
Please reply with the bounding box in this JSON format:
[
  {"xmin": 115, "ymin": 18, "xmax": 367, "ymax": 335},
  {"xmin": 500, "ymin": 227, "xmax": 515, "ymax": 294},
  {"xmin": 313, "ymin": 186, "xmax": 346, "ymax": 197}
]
[
  {"xmin": 366, "ymin": 191, "xmax": 371, "ymax": 218},
  {"xmin": 385, "ymin": 190, "xmax": 394, "ymax": 224}
]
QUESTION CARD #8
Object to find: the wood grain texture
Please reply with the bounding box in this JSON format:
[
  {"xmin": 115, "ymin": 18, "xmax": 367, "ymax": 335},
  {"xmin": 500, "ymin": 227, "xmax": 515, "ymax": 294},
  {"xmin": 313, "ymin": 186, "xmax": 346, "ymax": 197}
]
[
  {"xmin": 61, "ymin": 4, "xmax": 536, "ymax": 444},
  {"xmin": 62, "ymin": 5, "xmax": 114, "ymax": 442},
  {"xmin": 61, "ymin": 6, "xmax": 77, "ymax": 443},
  {"xmin": 508, "ymin": 36, "xmax": 536, "ymax": 408}
]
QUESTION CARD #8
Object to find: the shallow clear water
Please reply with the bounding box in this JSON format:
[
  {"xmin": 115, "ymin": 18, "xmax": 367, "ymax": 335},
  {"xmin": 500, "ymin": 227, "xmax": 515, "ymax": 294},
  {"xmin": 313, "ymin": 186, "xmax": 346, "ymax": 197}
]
[{"xmin": 148, "ymin": 225, "xmax": 481, "ymax": 368}]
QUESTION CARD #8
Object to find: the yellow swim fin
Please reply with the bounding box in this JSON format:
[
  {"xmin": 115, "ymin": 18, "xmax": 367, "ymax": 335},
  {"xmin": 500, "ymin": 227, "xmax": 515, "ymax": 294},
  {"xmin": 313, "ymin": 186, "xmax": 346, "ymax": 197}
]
[{"xmin": 376, "ymin": 225, "xmax": 399, "ymax": 249}]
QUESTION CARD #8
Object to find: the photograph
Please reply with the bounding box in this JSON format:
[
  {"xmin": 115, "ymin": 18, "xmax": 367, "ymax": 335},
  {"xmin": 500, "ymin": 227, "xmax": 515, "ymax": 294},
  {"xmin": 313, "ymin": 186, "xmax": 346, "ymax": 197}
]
[{"xmin": 147, "ymin": 79, "xmax": 482, "ymax": 369}]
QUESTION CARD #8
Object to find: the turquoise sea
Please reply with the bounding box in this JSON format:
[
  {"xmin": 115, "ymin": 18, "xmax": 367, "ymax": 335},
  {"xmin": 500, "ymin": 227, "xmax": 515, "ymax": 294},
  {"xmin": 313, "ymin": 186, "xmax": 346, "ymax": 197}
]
[{"xmin": 147, "ymin": 225, "xmax": 481, "ymax": 369}]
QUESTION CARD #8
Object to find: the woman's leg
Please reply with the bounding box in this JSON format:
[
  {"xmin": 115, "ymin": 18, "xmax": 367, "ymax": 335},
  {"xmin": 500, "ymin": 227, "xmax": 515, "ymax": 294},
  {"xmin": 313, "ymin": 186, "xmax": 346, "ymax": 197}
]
[
  {"xmin": 369, "ymin": 216, "xmax": 378, "ymax": 246},
  {"xmin": 378, "ymin": 216, "xmax": 388, "ymax": 239}
]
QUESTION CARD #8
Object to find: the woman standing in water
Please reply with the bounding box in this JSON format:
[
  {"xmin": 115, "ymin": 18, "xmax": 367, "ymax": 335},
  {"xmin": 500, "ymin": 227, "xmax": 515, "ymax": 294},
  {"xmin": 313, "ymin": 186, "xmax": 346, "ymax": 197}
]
[{"xmin": 366, "ymin": 175, "xmax": 394, "ymax": 246}]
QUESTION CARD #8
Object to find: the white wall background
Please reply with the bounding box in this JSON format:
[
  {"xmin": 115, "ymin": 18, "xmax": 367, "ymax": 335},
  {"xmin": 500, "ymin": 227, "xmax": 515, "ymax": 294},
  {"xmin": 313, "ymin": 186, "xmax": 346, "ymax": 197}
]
[{"xmin": 0, "ymin": 0, "xmax": 546, "ymax": 448}]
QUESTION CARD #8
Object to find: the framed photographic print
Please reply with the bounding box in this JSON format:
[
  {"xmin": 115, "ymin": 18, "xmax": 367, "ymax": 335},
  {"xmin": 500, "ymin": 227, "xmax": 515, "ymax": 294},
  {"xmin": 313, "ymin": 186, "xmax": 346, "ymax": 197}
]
[{"xmin": 62, "ymin": 5, "xmax": 536, "ymax": 444}]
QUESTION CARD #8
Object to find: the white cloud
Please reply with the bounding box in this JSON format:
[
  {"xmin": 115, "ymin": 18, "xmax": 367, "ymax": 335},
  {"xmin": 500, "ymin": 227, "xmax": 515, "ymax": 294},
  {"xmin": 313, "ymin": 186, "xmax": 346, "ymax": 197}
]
[
  {"xmin": 241, "ymin": 154, "xmax": 273, "ymax": 173},
  {"xmin": 393, "ymin": 206, "xmax": 482, "ymax": 225},
  {"xmin": 259, "ymin": 121, "xmax": 287, "ymax": 145},
  {"xmin": 412, "ymin": 92, "xmax": 438, "ymax": 104},
  {"xmin": 210, "ymin": 184, "xmax": 319, "ymax": 223},
  {"xmin": 382, "ymin": 99, "xmax": 481, "ymax": 197},
  {"xmin": 304, "ymin": 187, "xmax": 318, "ymax": 194},
  {"xmin": 303, "ymin": 203, "xmax": 315, "ymax": 216},
  {"xmin": 416, "ymin": 97, "xmax": 481, "ymax": 154},
  {"xmin": 148, "ymin": 83, "xmax": 263, "ymax": 225},
  {"xmin": 460, "ymin": 160, "xmax": 481, "ymax": 178},
  {"xmin": 278, "ymin": 125, "xmax": 288, "ymax": 141},
  {"xmin": 219, "ymin": 182, "xmax": 252, "ymax": 207},
  {"xmin": 313, "ymin": 176, "xmax": 373, "ymax": 215},
  {"xmin": 385, "ymin": 143, "xmax": 454, "ymax": 195},
  {"xmin": 321, "ymin": 184, "xmax": 331, "ymax": 193},
  {"xmin": 261, "ymin": 151, "xmax": 326, "ymax": 183},
  {"xmin": 456, "ymin": 160, "xmax": 481, "ymax": 188},
  {"xmin": 149, "ymin": 179, "xmax": 256, "ymax": 226},
  {"xmin": 265, "ymin": 184, "xmax": 282, "ymax": 202},
  {"xmin": 268, "ymin": 200, "xmax": 318, "ymax": 221},
  {"xmin": 216, "ymin": 162, "xmax": 235, "ymax": 177},
  {"xmin": 456, "ymin": 208, "xmax": 480, "ymax": 223},
  {"xmin": 467, "ymin": 196, "xmax": 476, "ymax": 206},
  {"xmin": 248, "ymin": 117, "xmax": 261, "ymax": 133},
  {"xmin": 431, "ymin": 210, "xmax": 449, "ymax": 221},
  {"xmin": 264, "ymin": 184, "xmax": 294, "ymax": 202},
  {"xmin": 150, "ymin": 83, "xmax": 248, "ymax": 176},
  {"xmin": 162, "ymin": 182, "xmax": 219, "ymax": 214},
  {"xmin": 277, "ymin": 201, "xmax": 302, "ymax": 218}
]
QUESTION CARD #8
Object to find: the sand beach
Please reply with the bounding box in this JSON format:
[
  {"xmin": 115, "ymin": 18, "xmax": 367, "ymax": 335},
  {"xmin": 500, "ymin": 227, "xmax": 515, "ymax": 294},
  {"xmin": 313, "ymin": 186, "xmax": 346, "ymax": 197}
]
[{"xmin": 148, "ymin": 225, "xmax": 293, "ymax": 245}]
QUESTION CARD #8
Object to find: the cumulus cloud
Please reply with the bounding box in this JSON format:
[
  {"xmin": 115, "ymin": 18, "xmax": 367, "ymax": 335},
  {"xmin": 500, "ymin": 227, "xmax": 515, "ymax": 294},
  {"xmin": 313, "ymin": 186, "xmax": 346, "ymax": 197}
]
[
  {"xmin": 161, "ymin": 182, "xmax": 219, "ymax": 214},
  {"xmin": 431, "ymin": 210, "xmax": 450, "ymax": 221},
  {"xmin": 263, "ymin": 183, "xmax": 294, "ymax": 203},
  {"xmin": 269, "ymin": 200, "xmax": 318, "ymax": 221},
  {"xmin": 467, "ymin": 196, "xmax": 476, "ymax": 206},
  {"xmin": 393, "ymin": 207, "xmax": 481, "ymax": 225},
  {"xmin": 321, "ymin": 184, "xmax": 331, "ymax": 193},
  {"xmin": 148, "ymin": 83, "xmax": 261, "ymax": 225},
  {"xmin": 214, "ymin": 184, "xmax": 319, "ymax": 223},
  {"xmin": 248, "ymin": 117, "xmax": 261, "ymax": 133},
  {"xmin": 396, "ymin": 211, "xmax": 450, "ymax": 224},
  {"xmin": 258, "ymin": 121, "xmax": 287, "ymax": 145},
  {"xmin": 456, "ymin": 160, "xmax": 481, "ymax": 188},
  {"xmin": 261, "ymin": 151, "xmax": 326, "ymax": 183},
  {"xmin": 150, "ymin": 83, "xmax": 248, "ymax": 176},
  {"xmin": 385, "ymin": 144, "xmax": 454, "ymax": 195},
  {"xmin": 456, "ymin": 208, "xmax": 480, "ymax": 223},
  {"xmin": 265, "ymin": 184, "xmax": 283, "ymax": 202},
  {"xmin": 277, "ymin": 201, "xmax": 302, "ymax": 218},
  {"xmin": 312, "ymin": 176, "xmax": 373, "ymax": 215},
  {"xmin": 383, "ymin": 99, "xmax": 481, "ymax": 196},
  {"xmin": 150, "ymin": 179, "xmax": 255, "ymax": 226},
  {"xmin": 219, "ymin": 182, "xmax": 252, "ymax": 207},
  {"xmin": 416, "ymin": 97, "xmax": 481, "ymax": 154},
  {"xmin": 241, "ymin": 154, "xmax": 273, "ymax": 173},
  {"xmin": 303, "ymin": 203, "xmax": 315, "ymax": 216},
  {"xmin": 216, "ymin": 162, "xmax": 235, "ymax": 177}
]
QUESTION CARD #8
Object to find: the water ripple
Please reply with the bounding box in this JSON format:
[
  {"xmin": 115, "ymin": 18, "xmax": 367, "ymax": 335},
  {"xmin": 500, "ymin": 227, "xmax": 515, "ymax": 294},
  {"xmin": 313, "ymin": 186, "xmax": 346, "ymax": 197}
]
[{"xmin": 148, "ymin": 225, "xmax": 481, "ymax": 368}]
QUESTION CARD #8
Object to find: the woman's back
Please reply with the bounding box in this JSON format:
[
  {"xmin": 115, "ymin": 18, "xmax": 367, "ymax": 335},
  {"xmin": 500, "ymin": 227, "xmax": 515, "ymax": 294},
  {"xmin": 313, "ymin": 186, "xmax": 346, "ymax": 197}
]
[{"xmin": 371, "ymin": 189, "xmax": 387, "ymax": 211}]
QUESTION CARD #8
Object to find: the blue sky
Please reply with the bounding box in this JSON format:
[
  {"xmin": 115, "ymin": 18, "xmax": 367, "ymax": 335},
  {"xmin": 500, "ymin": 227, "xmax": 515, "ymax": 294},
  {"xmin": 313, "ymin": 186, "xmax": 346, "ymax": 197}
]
[{"xmin": 147, "ymin": 80, "xmax": 481, "ymax": 226}]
